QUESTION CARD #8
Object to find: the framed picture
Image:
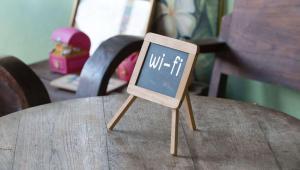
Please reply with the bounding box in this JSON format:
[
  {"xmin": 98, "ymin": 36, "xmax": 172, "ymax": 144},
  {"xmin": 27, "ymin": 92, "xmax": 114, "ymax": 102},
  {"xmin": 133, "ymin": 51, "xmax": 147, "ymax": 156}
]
[{"xmin": 70, "ymin": 0, "xmax": 156, "ymax": 54}]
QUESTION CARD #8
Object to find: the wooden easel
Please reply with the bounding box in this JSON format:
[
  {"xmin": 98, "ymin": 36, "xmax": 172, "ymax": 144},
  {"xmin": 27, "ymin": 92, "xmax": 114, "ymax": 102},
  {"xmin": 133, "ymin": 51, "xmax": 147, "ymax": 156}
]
[
  {"xmin": 107, "ymin": 91, "xmax": 196, "ymax": 155},
  {"xmin": 107, "ymin": 33, "xmax": 198, "ymax": 156}
]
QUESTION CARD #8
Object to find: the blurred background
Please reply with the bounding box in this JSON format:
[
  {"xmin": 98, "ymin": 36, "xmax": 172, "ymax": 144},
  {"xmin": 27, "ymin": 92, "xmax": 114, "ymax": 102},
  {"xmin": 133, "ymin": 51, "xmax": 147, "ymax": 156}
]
[{"xmin": 0, "ymin": 0, "xmax": 299, "ymax": 119}]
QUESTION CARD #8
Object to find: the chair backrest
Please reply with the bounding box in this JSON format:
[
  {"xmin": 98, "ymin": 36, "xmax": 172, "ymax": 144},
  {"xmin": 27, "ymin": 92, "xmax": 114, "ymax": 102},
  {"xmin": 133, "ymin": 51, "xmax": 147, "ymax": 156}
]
[
  {"xmin": 76, "ymin": 35, "xmax": 142, "ymax": 97},
  {"xmin": 209, "ymin": 0, "xmax": 300, "ymax": 96},
  {"xmin": 0, "ymin": 56, "xmax": 50, "ymax": 116}
]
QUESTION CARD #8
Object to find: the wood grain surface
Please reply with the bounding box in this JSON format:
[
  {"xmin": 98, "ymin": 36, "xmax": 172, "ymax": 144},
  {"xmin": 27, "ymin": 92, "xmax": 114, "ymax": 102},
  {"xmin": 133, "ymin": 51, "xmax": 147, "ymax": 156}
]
[{"xmin": 0, "ymin": 94, "xmax": 299, "ymax": 170}]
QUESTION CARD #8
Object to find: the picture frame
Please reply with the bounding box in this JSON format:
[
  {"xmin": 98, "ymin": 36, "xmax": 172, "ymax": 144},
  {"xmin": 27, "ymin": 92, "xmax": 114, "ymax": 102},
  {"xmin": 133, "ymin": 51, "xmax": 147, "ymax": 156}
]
[{"xmin": 70, "ymin": 0, "xmax": 156, "ymax": 54}]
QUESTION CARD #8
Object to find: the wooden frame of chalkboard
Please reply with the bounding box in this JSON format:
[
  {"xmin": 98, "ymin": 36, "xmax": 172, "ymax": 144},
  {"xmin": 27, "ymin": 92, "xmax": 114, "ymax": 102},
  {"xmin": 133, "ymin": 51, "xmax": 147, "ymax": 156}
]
[
  {"xmin": 107, "ymin": 33, "xmax": 198, "ymax": 156},
  {"xmin": 127, "ymin": 33, "xmax": 198, "ymax": 109}
]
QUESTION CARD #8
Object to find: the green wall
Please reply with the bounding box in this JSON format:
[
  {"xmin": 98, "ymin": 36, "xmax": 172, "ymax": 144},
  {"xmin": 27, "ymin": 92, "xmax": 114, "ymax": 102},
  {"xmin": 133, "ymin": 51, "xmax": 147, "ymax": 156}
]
[
  {"xmin": 225, "ymin": 0, "xmax": 235, "ymax": 14},
  {"xmin": 224, "ymin": 0, "xmax": 300, "ymax": 119},
  {"xmin": 0, "ymin": 0, "xmax": 74, "ymax": 64}
]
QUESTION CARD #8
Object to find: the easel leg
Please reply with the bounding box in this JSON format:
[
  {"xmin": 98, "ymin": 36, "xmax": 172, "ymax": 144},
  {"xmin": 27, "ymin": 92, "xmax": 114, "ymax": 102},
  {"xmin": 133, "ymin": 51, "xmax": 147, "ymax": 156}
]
[
  {"xmin": 107, "ymin": 95, "xmax": 137, "ymax": 130},
  {"xmin": 170, "ymin": 109, "xmax": 179, "ymax": 155},
  {"xmin": 182, "ymin": 93, "xmax": 196, "ymax": 130}
]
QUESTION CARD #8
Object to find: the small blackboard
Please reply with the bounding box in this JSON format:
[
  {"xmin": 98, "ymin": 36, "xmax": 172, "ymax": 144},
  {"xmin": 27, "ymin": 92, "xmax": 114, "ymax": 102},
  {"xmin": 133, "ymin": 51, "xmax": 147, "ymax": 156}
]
[
  {"xmin": 107, "ymin": 33, "xmax": 198, "ymax": 155},
  {"xmin": 136, "ymin": 43, "xmax": 188, "ymax": 97},
  {"xmin": 127, "ymin": 33, "xmax": 198, "ymax": 108}
]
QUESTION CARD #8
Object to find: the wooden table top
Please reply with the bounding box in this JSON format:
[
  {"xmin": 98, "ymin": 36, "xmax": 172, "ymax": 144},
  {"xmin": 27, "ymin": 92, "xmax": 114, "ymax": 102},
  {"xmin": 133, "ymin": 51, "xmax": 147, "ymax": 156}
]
[{"xmin": 0, "ymin": 94, "xmax": 299, "ymax": 170}]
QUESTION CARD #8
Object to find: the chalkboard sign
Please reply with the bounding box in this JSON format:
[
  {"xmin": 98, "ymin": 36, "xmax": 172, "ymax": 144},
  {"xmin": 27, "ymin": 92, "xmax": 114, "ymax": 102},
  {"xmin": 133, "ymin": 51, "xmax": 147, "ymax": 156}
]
[
  {"xmin": 127, "ymin": 33, "xmax": 198, "ymax": 108},
  {"xmin": 107, "ymin": 33, "xmax": 198, "ymax": 155},
  {"xmin": 136, "ymin": 43, "xmax": 188, "ymax": 97}
]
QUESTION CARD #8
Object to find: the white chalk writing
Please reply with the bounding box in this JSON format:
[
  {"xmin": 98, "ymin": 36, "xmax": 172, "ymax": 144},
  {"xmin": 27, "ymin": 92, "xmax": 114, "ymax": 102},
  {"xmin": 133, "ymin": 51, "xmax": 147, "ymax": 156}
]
[{"xmin": 148, "ymin": 53, "xmax": 183, "ymax": 77}]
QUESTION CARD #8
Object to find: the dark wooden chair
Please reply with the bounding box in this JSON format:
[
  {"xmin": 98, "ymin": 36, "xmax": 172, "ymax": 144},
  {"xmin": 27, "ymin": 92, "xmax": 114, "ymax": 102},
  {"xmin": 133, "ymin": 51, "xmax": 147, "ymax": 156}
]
[
  {"xmin": 195, "ymin": 0, "xmax": 300, "ymax": 97},
  {"xmin": 0, "ymin": 35, "xmax": 143, "ymax": 115},
  {"xmin": 92, "ymin": 0, "xmax": 299, "ymax": 99},
  {"xmin": 0, "ymin": 56, "xmax": 50, "ymax": 116},
  {"xmin": 76, "ymin": 35, "xmax": 143, "ymax": 97}
]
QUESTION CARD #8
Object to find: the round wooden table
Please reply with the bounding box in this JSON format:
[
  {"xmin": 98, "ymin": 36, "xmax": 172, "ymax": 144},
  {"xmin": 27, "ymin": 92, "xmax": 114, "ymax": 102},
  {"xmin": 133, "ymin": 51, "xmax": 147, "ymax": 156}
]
[{"xmin": 0, "ymin": 94, "xmax": 299, "ymax": 170}]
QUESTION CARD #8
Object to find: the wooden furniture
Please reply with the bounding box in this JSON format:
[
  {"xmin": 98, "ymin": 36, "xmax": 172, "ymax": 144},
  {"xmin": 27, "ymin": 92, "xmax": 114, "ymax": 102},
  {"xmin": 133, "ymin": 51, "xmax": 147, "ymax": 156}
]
[
  {"xmin": 76, "ymin": 0, "xmax": 300, "ymax": 98},
  {"xmin": 0, "ymin": 94, "xmax": 299, "ymax": 169},
  {"xmin": 76, "ymin": 35, "xmax": 143, "ymax": 97},
  {"xmin": 193, "ymin": 0, "xmax": 300, "ymax": 97},
  {"xmin": 0, "ymin": 35, "xmax": 142, "ymax": 114},
  {"xmin": 0, "ymin": 56, "xmax": 50, "ymax": 116},
  {"xmin": 31, "ymin": 35, "xmax": 143, "ymax": 100}
]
